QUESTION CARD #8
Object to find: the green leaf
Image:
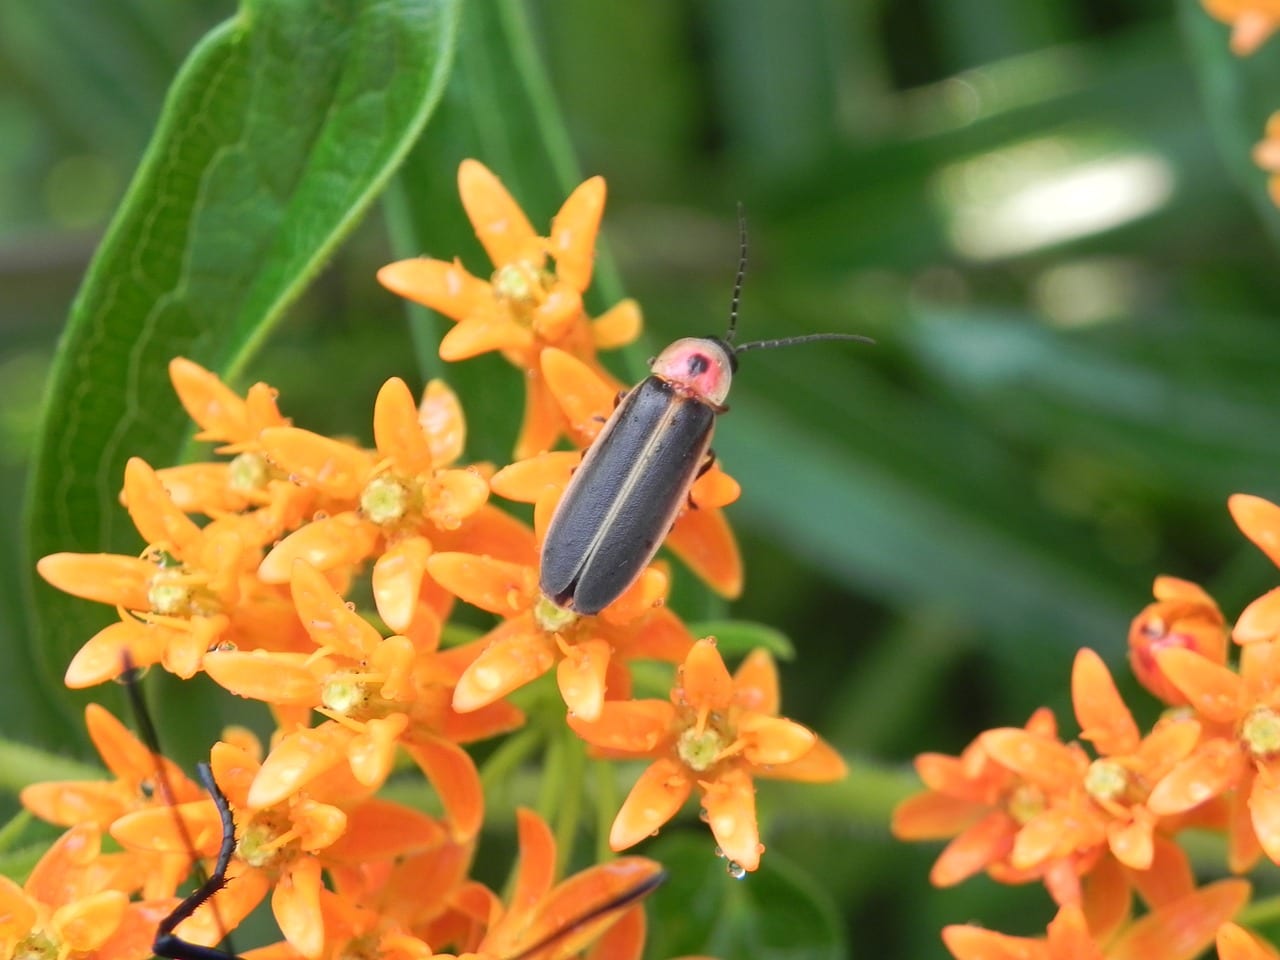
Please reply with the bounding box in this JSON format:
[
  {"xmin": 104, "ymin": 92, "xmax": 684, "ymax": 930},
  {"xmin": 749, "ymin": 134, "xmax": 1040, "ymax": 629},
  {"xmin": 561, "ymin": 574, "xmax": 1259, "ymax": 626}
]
[
  {"xmin": 644, "ymin": 832, "xmax": 846, "ymax": 960},
  {"xmin": 21, "ymin": 0, "xmax": 462, "ymax": 741},
  {"xmin": 687, "ymin": 619, "xmax": 797, "ymax": 660}
]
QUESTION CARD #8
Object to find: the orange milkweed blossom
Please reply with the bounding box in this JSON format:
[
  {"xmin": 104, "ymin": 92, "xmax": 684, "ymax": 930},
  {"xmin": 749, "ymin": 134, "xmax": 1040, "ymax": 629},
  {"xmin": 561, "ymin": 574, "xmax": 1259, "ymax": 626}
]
[
  {"xmin": 1201, "ymin": 0, "xmax": 1280, "ymax": 55},
  {"xmin": 377, "ymin": 159, "xmax": 642, "ymax": 459},
  {"xmin": 111, "ymin": 737, "xmax": 445, "ymax": 960},
  {"xmin": 941, "ymin": 879, "xmax": 1250, "ymax": 960},
  {"xmin": 256, "ymin": 376, "xmax": 535, "ymax": 634},
  {"xmin": 202, "ymin": 559, "xmax": 523, "ymax": 841},
  {"xmin": 0, "ymin": 822, "xmax": 182, "ymax": 960},
  {"xmin": 566, "ymin": 638, "xmax": 846, "ymax": 874},
  {"xmin": 489, "ymin": 347, "xmax": 744, "ymax": 601},
  {"xmin": 1128, "ymin": 576, "xmax": 1228, "ymax": 706},
  {"xmin": 37, "ymin": 457, "xmax": 308, "ymax": 686},
  {"xmin": 425, "ymin": 548, "xmax": 694, "ymax": 722}
]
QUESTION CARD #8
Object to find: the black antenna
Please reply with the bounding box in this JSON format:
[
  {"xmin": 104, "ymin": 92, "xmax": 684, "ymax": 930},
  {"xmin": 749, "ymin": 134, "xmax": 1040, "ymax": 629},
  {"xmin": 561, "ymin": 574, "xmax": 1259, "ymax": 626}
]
[
  {"xmin": 735, "ymin": 332, "xmax": 876, "ymax": 353},
  {"xmin": 724, "ymin": 203, "xmax": 748, "ymax": 344},
  {"xmin": 509, "ymin": 868, "xmax": 667, "ymax": 960}
]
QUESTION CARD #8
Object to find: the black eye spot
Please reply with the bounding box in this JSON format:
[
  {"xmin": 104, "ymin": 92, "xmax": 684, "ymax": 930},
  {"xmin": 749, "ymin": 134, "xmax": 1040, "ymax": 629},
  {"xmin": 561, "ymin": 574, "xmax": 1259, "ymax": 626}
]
[{"xmin": 688, "ymin": 353, "xmax": 709, "ymax": 375}]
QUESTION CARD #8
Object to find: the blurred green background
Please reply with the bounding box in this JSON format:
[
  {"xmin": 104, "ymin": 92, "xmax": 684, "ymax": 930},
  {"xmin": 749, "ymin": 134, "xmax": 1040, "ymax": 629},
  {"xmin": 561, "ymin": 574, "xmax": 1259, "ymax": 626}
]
[{"xmin": 6, "ymin": 0, "xmax": 1280, "ymax": 956}]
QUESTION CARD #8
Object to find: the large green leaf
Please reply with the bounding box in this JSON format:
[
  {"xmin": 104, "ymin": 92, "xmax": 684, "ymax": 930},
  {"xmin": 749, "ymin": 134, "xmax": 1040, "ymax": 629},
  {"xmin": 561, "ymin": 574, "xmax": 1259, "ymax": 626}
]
[{"xmin": 20, "ymin": 0, "xmax": 461, "ymax": 747}]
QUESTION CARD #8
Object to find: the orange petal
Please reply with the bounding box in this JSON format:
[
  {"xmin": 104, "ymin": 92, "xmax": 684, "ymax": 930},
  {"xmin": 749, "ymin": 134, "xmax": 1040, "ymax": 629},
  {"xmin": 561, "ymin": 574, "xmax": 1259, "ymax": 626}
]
[
  {"xmin": 690, "ymin": 464, "xmax": 741, "ymax": 510},
  {"xmin": 1072, "ymin": 648, "xmax": 1140, "ymax": 756},
  {"xmin": 203, "ymin": 650, "xmax": 320, "ymax": 705},
  {"xmin": 738, "ymin": 714, "xmax": 815, "ymax": 766},
  {"xmin": 1231, "ymin": 493, "xmax": 1280, "ymax": 567},
  {"xmin": 426, "ymin": 552, "xmax": 534, "ymax": 615},
  {"xmin": 247, "ymin": 726, "xmax": 347, "ymax": 808},
  {"xmin": 617, "ymin": 606, "xmax": 694, "ymax": 664},
  {"xmin": 1218, "ymin": 923, "xmax": 1280, "ymax": 960},
  {"xmin": 610, "ymin": 757, "xmax": 692, "ymax": 851},
  {"xmin": 591, "ymin": 298, "xmax": 643, "ymax": 351},
  {"xmin": 151, "ymin": 463, "xmax": 246, "ymax": 514},
  {"xmin": 1236, "ymin": 587, "xmax": 1280, "ymax": 644},
  {"xmin": 683, "ymin": 639, "xmax": 735, "ymax": 711},
  {"xmin": 274, "ymin": 857, "xmax": 325, "ymax": 960},
  {"xmin": 930, "ymin": 810, "xmax": 1015, "ymax": 887},
  {"xmin": 258, "ymin": 513, "xmax": 379, "ymax": 583},
  {"xmin": 0, "ymin": 874, "xmax": 35, "ymax": 940},
  {"xmin": 458, "ymin": 159, "xmax": 540, "ymax": 268},
  {"xmin": 374, "ymin": 378, "xmax": 433, "ymax": 475},
  {"xmin": 434, "ymin": 504, "xmax": 538, "ymax": 566},
  {"xmin": 541, "ymin": 348, "xmax": 616, "ymax": 446},
  {"xmin": 419, "ymin": 379, "xmax": 465, "ymax": 467},
  {"xmin": 347, "ymin": 715, "xmax": 408, "ymax": 788},
  {"xmin": 732, "ymin": 648, "xmax": 779, "ymax": 716},
  {"xmin": 1107, "ymin": 809, "xmax": 1155, "ymax": 870},
  {"xmin": 123, "ymin": 458, "xmax": 201, "ymax": 551},
  {"xmin": 1135, "ymin": 716, "xmax": 1201, "ymax": 771},
  {"xmin": 289, "ymin": 558, "xmax": 383, "ymax": 658},
  {"xmin": 514, "ymin": 362, "xmax": 567, "ymax": 460},
  {"xmin": 426, "ymin": 468, "xmax": 490, "ymax": 530},
  {"xmin": 701, "ymin": 765, "xmax": 762, "ymax": 872},
  {"xmin": 260, "ymin": 428, "xmax": 372, "ymax": 501},
  {"xmin": 1011, "ymin": 807, "xmax": 1102, "ymax": 870},
  {"xmin": 890, "ymin": 791, "xmax": 988, "ymax": 840},
  {"xmin": 1230, "ymin": 771, "xmax": 1264, "ymax": 873},
  {"xmin": 1127, "ymin": 834, "xmax": 1194, "ymax": 909},
  {"xmin": 65, "ymin": 619, "xmax": 170, "ymax": 688},
  {"xmin": 567, "ymin": 699, "xmax": 675, "ymax": 754},
  {"xmin": 513, "ymin": 859, "xmax": 661, "ymax": 960},
  {"xmin": 941, "ymin": 923, "xmax": 1049, "ymax": 960},
  {"xmin": 452, "ymin": 626, "xmax": 555, "ymax": 712},
  {"xmin": 490, "ymin": 451, "xmax": 575, "ymax": 504},
  {"xmin": 978, "ymin": 728, "xmax": 1082, "ymax": 791},
  {"xmin": 54, "ymin": 889, "xmax": 128, "ymax": 952},
  {"xmin": 1080, "ymin": 848, "xmax": 1131, "ymax": 941},
  {"xmin": 439, "ymin": 314, "xmax": 534, "ymax": 362},
  {"xmin": 532, "ymin": 283, "xmax": 584, "ymax": 343},
  {"xmin": 169, "ymin": 357, "xmax": 249, "ymax": 441},
  {"xmin": 666, "ymin": 506, "xmax": 743, "ymax": 599},
  {"xmin": 1250, "ymin": 774, "xmax": 1280, "ymax": 865},
  {"xmin": 377, "ymin": 257, "xmax": 492, "ymax": 320},
  {"xmin": 402, "ymin": 737, "xmax": 484, "ymax": 841},
  {"xmin": 1108, "ymin": 878, "xmax": 1250, "ymax": 960},
  {"xmin": 556, "ymin": 638, "xmax": 611, "ymax": 721},
  {"xmin": 759, "ymin": 736, "xmax": 847, "ymax": 783},
  {"xmin": 548, "ymin": 176, "xmax": 605, "ymax": 292},
  {"xmin": 1154, "ymin": 648, "xmax": 1242, "ymax": 724},
  {"xmin": 36, "ymin": 553, "xmax": 153, "ymax": 609},
  {"xmin": 1148, "ymin": 739, "xmax": 1246, "ymax": 815},
  {"xmin": 373, "ymin": 537, "xmax": 433, "ymax": 633},
  {"xmin": 510, "ymin": 808, "xmax": 556, "ymax": 915},
  {"xmin": 1046, "ymin": 905, "xmax": 1105, "ymax": 960},
  {"xmin": 325, "ymin": 799, "xmax": 445, "ymax": 864}
]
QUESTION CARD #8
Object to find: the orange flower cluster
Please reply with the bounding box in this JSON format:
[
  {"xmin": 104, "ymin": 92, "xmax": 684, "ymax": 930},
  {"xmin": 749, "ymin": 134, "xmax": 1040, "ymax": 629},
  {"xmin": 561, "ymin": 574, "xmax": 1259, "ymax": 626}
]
[
  {"xmin": 18, "ymin": 161, "xmax": 845, "ymax": 960},
  {"xmin": 893, "ymin": 493, "xmax": 1280, "ymax": 958}
]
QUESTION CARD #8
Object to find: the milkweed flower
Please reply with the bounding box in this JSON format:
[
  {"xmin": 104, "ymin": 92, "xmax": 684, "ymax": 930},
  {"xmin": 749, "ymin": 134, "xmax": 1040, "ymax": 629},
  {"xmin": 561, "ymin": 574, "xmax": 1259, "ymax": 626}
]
[
  {"xmin": 567, "ymin": 639, "xmax": 845, "ymax": 873},
  {"xmin": 941, "ymin": 878, "xmax": 1249, "ymax": 960},
  {"xmin": 490, "ymin": 347, "xmax": 743, "ymax": 601},
  {"xmin": 426, "ymin": 548, "xmax": 693, "ymax": 721},
  {"xmin": 37, "ymin": 458, "xmax": 307, "ymax": 685},
  {"xmin": 377, "ymin": 159, "xmax": 642, "ymax": 459}
]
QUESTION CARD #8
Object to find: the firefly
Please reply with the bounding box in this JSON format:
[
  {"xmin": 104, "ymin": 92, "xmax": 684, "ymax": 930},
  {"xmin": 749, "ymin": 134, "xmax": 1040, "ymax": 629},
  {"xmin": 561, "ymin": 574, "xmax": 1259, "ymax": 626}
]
[{"xmin": 539, "ymin": 213, "xmax": 873, "ymax": 616}]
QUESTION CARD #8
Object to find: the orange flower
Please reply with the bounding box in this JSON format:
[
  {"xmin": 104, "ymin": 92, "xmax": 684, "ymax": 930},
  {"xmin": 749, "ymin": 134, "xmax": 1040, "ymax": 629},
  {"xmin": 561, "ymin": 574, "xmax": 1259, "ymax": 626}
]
[
  {"xmin": 426, "ymin": 549, "xmax": 693, "ymax": 722},
  {"xmin": 20, "ymin": 703, "xmax": 208, "ymax": 900},
  {"xmin": 1147, "ymin": 640, "xmax": 1280, "ymax": 868},
  {"xmin": 1232, "ymin": 493, "xmax": 1280, "ymax": 644},
  {"xmin": 0, "ymin": 823, "xmax": 176, "ymax": 960},
  {"xmin": 1128, "ymin": 576, "xmax": 1227, "ymax": 705},
  {"xmin": 1202, "ymin": 0, "xmax": 1280, "ymax": 55},
  {"xmin": 377, "ymin": 159, "xmax": 642, "ymax": 458},
  {"xmin": 38, "ymin": 457, "xmax": 306, "ymax": 685},
  {"xmin": 567, "ymin": 639, "xmax": 845, "ymax": 873},
  {"xmin": 112, "ymin": 737, "xmax": 444, "ymax": 960},
  {"xmin": 203, "ymin": 559, "xmax": 522, "ymax": 841},
  {"xmin": 156, "ymin": 358, "xmax": 315, "ymax": 543},
  {"xmin": 942, "ymin": 878, "xmax": 1249, "ymax": 960},
  {"xmin": 257, "ymin": 377, "xmax": 531, "ymax": 633},
  {"xmin": 490, "ymin": 347, "xmax": 743, "ymax": 601}
]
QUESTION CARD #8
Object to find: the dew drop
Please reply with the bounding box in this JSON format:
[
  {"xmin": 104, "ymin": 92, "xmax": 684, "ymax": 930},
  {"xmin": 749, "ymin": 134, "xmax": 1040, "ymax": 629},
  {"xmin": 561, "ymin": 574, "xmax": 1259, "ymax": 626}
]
[
  {"xmin": 726, "ymin": 860, "xmax": 747, "ymax": 880},
  {"xmin": 698, "ymin": 807, "xmax": 710, "ymax": 823},
  {"xmin": 713, "ymin": 846, "xmax": 725, "ymax": 859}
]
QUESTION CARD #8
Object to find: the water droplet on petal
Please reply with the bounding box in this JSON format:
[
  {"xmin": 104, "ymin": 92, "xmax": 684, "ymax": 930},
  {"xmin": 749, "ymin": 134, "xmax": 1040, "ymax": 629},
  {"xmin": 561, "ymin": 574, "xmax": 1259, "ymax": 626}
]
[{"xmin": 726, "ymin": 860, "xmax": 746, "ymax": 880}]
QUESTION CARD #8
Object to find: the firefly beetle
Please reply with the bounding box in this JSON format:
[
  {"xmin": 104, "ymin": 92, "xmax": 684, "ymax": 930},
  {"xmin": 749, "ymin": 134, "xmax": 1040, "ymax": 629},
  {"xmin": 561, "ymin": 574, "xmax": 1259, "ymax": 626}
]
[{"xmin": 539, "ymin": 213, "xmax": 873, "ymax": 615}]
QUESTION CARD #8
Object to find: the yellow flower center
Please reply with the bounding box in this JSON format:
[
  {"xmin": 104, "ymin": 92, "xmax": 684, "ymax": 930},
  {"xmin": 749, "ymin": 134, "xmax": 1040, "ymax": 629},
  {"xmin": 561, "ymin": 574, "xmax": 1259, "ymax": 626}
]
[
  {"xmin": 322, "ymin": 676, "xmax": 367, "ymax": 716},
  {"xmin": 147, "ymin": 569, "xmax": 193, "ymax": 616},
  {"xmin": 492, "ymin": 261, "xmax": 547, "ymax": 307},
  {"xmin": 238, "ymin": 814, "xmax": 295, "ymax": 870},
  {"xmin": 677, "ymin": 723, "xmax": 730, "ymax": 773},
  {"xmin": 12, "ymin": 930, "xmax": 57, "ymax": 960},
  {"xmin": 229, "ymin": 451, "xmax": 270, "ymax": 493},
  {"xmin": 534, "ymin": 594, "xmax": 579, "ymax": 633},
  {"xmin": 1084, "ymin": 758, "xmax": 1134, "ymax": 804},
  {"xmin": 1007, "ymin": 783, "xmax": 1046, "ymax": 825},
  {"xmin": 361, "ymin": 475, "xmax": 412, "ymax": 525},
  {"xmin": 1242, "ymin": 705, "xmax": 1280, "ymax": 759}
]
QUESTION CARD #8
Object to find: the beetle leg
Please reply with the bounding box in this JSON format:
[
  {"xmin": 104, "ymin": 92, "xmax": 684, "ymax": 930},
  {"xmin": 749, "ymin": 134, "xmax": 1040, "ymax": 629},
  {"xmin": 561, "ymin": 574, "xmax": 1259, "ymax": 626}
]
[{"xmin": 685, "ymin": 449, "xmax": 717, "ymax": 509}]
